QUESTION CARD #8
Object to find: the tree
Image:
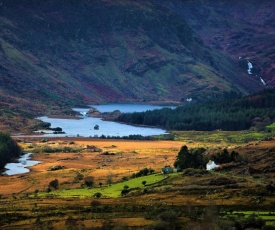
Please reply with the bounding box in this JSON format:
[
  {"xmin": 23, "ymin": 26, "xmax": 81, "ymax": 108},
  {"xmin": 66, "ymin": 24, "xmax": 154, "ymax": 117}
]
[
  {"xmin": 0, "ymin": 132, "xmax": 21, "ymax": 169},
  {"xmin": 74, "ymin": 173, "xmax": 84, "ymax": 181},
  {"xmin": 84, "ymin": 176, "xmax": 94, "ymax": 188},
  {"xmin": 93, "ymin": 192, "xmax": 102, "ymax": 198},
  {"xmin": 142, "ymin": 181, "xmax": 147, "ymax": 186},
  {"xmin": 230, "ymin": 150, "xmax": 239, "ymax": 162},
  {"xmin": 106, "ymin": 174, "xmax": 113, "ymax": 185},
  {"xmin": 48, "ymin": 179, "xmax": 59, "ymax": 189},
  {"xmin": 121, "ymin": 188, "xmax": 129, "ymax": 196},
  {"xmin": 174, "ymin": 145, "xmax": 206, "ymax": 169},
  {"xmin": 123, "ymin": 185, "xmax": 129, "ymax": 190}
]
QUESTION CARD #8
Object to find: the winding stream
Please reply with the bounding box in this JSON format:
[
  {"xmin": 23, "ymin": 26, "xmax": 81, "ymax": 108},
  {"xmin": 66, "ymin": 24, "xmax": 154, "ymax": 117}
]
[{"xmin": 4, "ymin": 153, "xmax": 41, "ymax": 175}]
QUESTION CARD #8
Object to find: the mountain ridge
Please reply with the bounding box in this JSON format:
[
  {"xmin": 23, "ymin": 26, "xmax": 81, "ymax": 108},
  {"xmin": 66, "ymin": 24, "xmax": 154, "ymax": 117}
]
[{"xmin": 0, "ymin": 0, "xmax": 273, "ymax": 131}]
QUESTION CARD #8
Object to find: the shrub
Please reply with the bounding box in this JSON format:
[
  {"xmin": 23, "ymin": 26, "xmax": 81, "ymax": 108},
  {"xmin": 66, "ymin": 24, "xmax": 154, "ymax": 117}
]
[
  {"xmin": 158, "ymin": 211, "xmax": 177, "ymax": 223},
  {"xmin": 74, "ymin": 173, "xmax": 84, "ymax": 181},
  {"xmin": 148, "ymin": 221, "xmax": 171, "ymax": 230},
  {"xmin": 209, "ymin": 177, "xmax": 236, "ymax": 186},
  {"xmin": 48, "ymin": 179, "xmax": 59, "ymax": 189},
  {"xmin": 93, "ymin": 192, "xmax": 102, "ymax": 198},
  {"xmin": 90, "ymin": 200, "xmax": 101, "ymax": 210},
  {"xmin": 48, "ymin": 165, "xmax": 65, "ymax": 171},
  {"xmin": 84, "ymin": 176, "xmax": 94, "ymax": 188},
  {"xmin": 121, "ymin": 188, "xmax": 129, "ymax": 196}
]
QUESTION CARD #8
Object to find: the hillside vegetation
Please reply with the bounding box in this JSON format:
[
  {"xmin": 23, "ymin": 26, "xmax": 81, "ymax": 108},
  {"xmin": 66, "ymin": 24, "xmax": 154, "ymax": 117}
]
[
  {"xmin": 0, "ymin": 132, "xmax": 21, "ymax": 169},
  {"xmin": 0, "ymin": 137, "xmax": 274, "ymax": 229},
  {"xmin": 1, "ymin": 0, "xmax": 274, "ymax": 131},
  {"xmin": 116, "ymin": 88, "xmax": 275, "ymax": 131}
]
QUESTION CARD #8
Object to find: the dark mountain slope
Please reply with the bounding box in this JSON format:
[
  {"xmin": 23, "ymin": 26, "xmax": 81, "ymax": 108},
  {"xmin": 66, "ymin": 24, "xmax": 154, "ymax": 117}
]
[
  {"xmin": 0, "ymin": 0, "xmax": 270, "ymax": 131},
  {"xmin": 157, "ymin": 0, "xmax": 275, "ymax": 87}
]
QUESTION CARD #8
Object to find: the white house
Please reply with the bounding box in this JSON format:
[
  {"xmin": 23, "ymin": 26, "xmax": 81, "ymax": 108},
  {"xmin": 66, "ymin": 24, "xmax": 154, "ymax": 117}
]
[{"xmin": 206, "ymin": 160, "xmax": 219, "ymax": 171}]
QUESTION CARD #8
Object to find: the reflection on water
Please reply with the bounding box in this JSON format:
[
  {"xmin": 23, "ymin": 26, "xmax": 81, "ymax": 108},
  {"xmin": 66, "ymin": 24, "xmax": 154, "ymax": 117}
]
[
  {"xmin": 89, "ymin": 103, "xmax": 175, "ymax": 113},
  {"xmin": 4, "ymin": 153, "xmax": 41, "ymax": 175}
]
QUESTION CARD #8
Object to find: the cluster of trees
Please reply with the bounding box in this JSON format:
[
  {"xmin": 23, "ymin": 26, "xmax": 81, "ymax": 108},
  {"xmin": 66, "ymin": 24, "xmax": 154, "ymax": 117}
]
[
  {"xmin": 174, "ymin": 145, "xmax": 241, "ymax": 170},
  {"xmin": 131, "ymin": 167, "xmax": 155, "ymax": 178},
  {"xmin": 116, "ymin": 89, "xmax": 275, "ymax": 131},
  {"xmin": 210, "ymin": 149, "xmax": 240, "ymax": 164},
  {"xmin": 174, "ymin": 145, "xmax": 207, "ymax": 169},
  {"xmin": 0, "ymin": 132, "xmax": 21, "ymax": 169}
]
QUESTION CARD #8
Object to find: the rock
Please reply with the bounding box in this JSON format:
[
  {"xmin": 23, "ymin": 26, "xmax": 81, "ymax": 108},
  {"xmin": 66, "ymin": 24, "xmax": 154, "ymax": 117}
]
[{"xmin": 86, "ymin": 107, "xmax": 101, "ymax": 117}]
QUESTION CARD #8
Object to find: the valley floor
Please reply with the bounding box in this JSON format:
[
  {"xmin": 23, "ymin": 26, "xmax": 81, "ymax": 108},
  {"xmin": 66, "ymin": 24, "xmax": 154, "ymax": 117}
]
[{"xmin": 0, "ymin": 136, "xmax": 274, "ymax": 229}]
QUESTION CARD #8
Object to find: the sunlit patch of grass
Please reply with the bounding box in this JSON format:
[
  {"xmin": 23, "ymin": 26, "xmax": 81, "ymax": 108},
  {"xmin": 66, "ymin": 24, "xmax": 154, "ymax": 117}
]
[
  {"xmin": 38, "ymin": 173, "xmax": 166, "ymax": 198},
  {"xmin": 224, "ymin": 211, "xmax": 275, "ymax": 221},
  {"xmin": 266, "ymin": 123, "xmax": 275, "ymax": 132},
  {"xmin": 172, "ymin": 130, "xmax": 273, "ymax": 144}
]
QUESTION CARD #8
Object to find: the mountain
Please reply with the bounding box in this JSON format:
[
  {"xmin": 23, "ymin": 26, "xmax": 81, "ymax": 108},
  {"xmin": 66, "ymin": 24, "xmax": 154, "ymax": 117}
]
[
  {"xmin": 0, "ymin": 0, "xmax": 274, "ymax": 131},
  {"xmin": 156, "ymin": 0, "xmax": 275, "ymax": 86}
]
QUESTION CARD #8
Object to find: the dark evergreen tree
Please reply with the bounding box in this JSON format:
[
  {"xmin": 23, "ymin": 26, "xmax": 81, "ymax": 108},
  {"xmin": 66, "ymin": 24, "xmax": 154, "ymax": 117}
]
[
  {"xmin": 116, "ymin": 89, "xmax": 275, "ymax": 131},
  {"xmin": 0, "ymin": 132, "xmax": 22, "ymax": 169},
  {"xmin": 174, "ymin": 145, "xmax": 207, "ymax": 169}
]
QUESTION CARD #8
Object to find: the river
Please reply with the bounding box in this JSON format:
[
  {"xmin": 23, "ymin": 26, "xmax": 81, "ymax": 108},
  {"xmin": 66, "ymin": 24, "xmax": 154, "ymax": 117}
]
[{"xmin": 4, "ymin": 153, "xmax": 41, "ymax": 175}]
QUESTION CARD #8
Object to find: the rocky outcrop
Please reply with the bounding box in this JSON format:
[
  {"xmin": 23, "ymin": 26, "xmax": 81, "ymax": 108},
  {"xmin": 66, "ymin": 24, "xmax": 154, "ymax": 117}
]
[
  {"xmin": 86, "ymin": 108, "xmax": 101, "ymax": 118},
  {"xmin": 86, "ymin": 107, "xmax": 122, "ymax": 120}
]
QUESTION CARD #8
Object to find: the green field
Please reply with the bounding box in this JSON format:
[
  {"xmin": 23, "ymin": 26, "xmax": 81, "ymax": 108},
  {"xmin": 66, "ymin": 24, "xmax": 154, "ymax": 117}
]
[
  {"xmin": 39, "ymin": 173, "xmax": 166, "ymax": 198},
  {"xmin": 224, "ymin": 211, "xmax": 275, "ymax": 222},
  {"xmin": 172, "ymin": 130, "xmax": 274, "ymax": 143}
]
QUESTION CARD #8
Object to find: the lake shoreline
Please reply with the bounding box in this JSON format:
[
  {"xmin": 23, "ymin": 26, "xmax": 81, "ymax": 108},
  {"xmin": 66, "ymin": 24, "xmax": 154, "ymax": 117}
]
[
  {"xmin": 3, "ymin": 153, "xmax": 41, "ymax": 176},
  {"xmin": 32, "ymin": 104, "xmax": 175, "ymax": 138}
]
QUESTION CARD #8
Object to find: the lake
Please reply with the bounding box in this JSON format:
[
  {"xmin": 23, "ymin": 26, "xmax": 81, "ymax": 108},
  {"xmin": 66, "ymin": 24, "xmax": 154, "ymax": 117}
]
[
  {"xmin": 36, "ymin": 104, "xmax": 176, "ymax": 137},
  {"xmin": 4, "ymin": 153, "xmax": 41, "ymax": 175}
]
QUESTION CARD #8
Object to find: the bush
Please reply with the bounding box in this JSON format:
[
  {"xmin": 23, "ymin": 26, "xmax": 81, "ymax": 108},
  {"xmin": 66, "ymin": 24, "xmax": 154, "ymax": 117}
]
[
  {"xmin": 74, "ymin": 173, "xmax": 84, "ymax": 182},
  {"xmin": 84, "ymin": 176, "xmax": 94, "ymax": 188},
  {"xmin": 123, "ymin": 185, "xmax": 129, "ymax": 189},
  {"xmin": 209, "ymin": 177, "xmax": 236, "ymax": 186},
  {"xmin": 48, "ymin": 165, "xmax": 66, "ymax": 171},
  {"xmin": 182, "ymin": 168, "xmax": 209, "ymax": 176},
  {"xmin": 90, "ymin": 200, "xmax": 101, "ymax": 209},
  {"xmin": 121, "ymin": 188, "xmax": 129, "ymax": 196},
  {"xmin": 241, "ymin": 214, "xmax": 265, "ymax": 229},
  {"xmin": 147, "ymin": 221, "xmax": 172, "ymax": 230},
  {"xmin": 93, "ymin": 192, "xmax": 102, "ymax": 198},
  {"xmin": 158, "ymin": 211, "xmax": 177, "ymax": 223},
  {"xmin": 48, "ymin": 179, "xmax": 59, "ymax": 189}
]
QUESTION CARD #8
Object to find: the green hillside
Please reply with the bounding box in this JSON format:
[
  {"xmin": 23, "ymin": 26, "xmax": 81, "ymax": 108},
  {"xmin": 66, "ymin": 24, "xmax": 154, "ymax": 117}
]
[
  {"xmin": 116, "ymin": 88, "xmax": 275, "ymax": 131},
  {"xmin": 0, "ymin": 0, "xmax": 273, "ymax": 131}
]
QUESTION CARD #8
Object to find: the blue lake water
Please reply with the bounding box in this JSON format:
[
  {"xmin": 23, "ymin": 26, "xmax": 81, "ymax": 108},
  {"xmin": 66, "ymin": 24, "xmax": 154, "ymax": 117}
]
[
  {"xmin": 4, "ymin": 153, "xmax": 41, "ymax": 175},
  {"xmin": 36, "ymin": 104, "xmax": 176, "ymax": 137}
]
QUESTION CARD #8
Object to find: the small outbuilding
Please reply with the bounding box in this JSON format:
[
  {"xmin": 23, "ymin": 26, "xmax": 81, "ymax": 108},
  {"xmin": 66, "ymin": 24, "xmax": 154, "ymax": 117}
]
[{"xmin": 162, "ymin": 166, "xmax": 173, "ymax": 174}]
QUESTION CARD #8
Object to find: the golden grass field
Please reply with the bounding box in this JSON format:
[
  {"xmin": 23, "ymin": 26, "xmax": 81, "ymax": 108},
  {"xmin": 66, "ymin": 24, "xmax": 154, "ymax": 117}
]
[
  {"xmin": 1, "ymin": 138, "xmax": 185, "ymax": 195},
  {"xmin": 1, "ymin": 137, "xmax": 273, "ymax": 197},
  {"xmin": 0, "ymin": 137, "xmax": 274, "ymax": 229}
]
